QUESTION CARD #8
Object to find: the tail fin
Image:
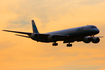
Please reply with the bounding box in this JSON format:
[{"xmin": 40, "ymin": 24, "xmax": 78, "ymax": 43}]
[{"xmin": 32, "ymin": 20, "xmax": 39, "ymax": 33}]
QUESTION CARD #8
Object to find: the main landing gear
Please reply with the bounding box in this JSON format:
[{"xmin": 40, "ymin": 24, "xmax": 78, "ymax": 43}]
[
  {"xmin": 52, "ymin": 42, "xmax": 58, "ymax": 46},
  {"xmin": 52, "ymin": 42, "xmax": 72, "ymax": 47},
  {"xmin": 66, "ymin": 43, "xmax": 72, "ymax": 47}
]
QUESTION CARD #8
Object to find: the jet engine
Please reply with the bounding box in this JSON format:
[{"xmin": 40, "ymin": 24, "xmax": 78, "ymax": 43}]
[
  {"xmin": 48, "ymin": 35, "xmax": 56, "ymax": 40},
  {"xmin": 83, "ymin": 37, "xmax": 92, "ymax": 43},
  {"xmin": 92, "ymin": 37, "xmax": 100, "ymax": 43}
]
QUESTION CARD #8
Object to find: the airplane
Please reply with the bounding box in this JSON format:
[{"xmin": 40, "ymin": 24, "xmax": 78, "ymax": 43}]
[{"xmin": 3, "ymin": 20, "xmax": 101, "ymax": 47}]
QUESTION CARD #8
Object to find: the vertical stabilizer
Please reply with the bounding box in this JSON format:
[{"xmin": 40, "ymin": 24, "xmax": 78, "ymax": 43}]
[{"xmin": 32, "ymin": 20, "xmax": 39, "ymax": 33}]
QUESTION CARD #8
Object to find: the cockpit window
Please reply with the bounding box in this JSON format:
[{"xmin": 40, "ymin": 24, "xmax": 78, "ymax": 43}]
[{"xmin": 91, "ymin": 26, "xmax": 96, "ymax": 28}]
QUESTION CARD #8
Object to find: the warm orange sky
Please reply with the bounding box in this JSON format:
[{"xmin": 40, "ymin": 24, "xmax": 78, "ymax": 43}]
[{"xmin": 0, "ymin": 0, "xmax": 105, "ymax": 70}]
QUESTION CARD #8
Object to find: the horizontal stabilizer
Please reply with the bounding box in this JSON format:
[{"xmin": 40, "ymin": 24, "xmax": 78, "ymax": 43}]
[{"xmin": 2, "ymin": 30, "xmax": 32, "ymax": 35}]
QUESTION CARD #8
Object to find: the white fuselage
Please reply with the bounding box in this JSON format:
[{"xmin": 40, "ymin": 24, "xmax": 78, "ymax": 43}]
[{"xmin": 45, "ymin": 25, "xmax": 99, "ymax": 36}]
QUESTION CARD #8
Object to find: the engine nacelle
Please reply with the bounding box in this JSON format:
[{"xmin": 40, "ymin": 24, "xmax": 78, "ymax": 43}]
[
  {"xmin": 48, "ymin": 35, "xmax": 56, "ymax": 40},
  {"xmin": 92, "ymin": 37, "xmax": 100, "ymax": 43},
  {"xmin": 83, "ymin": 37, "xmax": 92, "ymax": 43},
  {"xmin": 30, "ymin": 33, "xmax": 39, "ymax": 40}
]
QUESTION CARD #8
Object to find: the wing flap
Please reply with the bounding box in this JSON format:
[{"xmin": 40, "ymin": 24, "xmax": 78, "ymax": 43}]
[{"xmin": 15, "ymin": 34, "xmax": 30, "ymax": 38}]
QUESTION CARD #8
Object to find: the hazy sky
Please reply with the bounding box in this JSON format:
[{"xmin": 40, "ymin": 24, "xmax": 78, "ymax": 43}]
[{"xmin": 0, "ymin": 0, "xmax": 105, "ymax": 70}]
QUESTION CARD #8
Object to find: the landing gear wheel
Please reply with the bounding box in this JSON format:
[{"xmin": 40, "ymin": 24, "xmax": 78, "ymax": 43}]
[
  {"xmin": 52, "ymin": 43, "xmax": 58, "ymax": 46},
  {"xmin": 67, "ymin": 44, "xmax": 72, "ymax": 47}
]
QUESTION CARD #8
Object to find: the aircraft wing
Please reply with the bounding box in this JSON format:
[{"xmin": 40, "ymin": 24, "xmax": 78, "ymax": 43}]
[
  {"xmin": 34, "ymin": 33, "xmax": 68, "ymax": 40},
  {"xmin": 2, "ymin": 30, "xmax": 32, "ymax": 35},
  {"xmin": 3, "ymin": 30, "xmax": 68, "ymax": 40},
  {"xmin": 15, "ymin": 34, "xmax": 30, "ymax": 38}
]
